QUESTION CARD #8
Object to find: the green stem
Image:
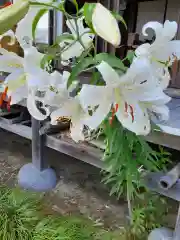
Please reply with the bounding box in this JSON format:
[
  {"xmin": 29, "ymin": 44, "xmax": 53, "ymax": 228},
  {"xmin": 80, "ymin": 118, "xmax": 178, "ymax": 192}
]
[
  {"xmin": 82, "ymin": 66, "xmax": 97, "ymax": 72},
  {"xmin": 127, "ymin": 181, "xmax": 132, "ymax": 225}
]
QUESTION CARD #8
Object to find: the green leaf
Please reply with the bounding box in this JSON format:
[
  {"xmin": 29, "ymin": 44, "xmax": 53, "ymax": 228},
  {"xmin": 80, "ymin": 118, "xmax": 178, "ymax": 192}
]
[
  {"xmin": 151, "ymin": 121, "xmax": 161, "ymax": 132},
  {"xmin": 32, "ymin": 9, "xmax": 48, "ymax": 41},
  {"xmin": 70, "ymin": 0, "xmax": 79, "ymax": 13},
  {"xmin": 112, "ymin": 11, "xmax": 127, "ymax": 29},
  {"xmin": 126, "ymin": 51, "xmax": 135, "ymax": 64},
  {"xmin": 95, "ymin": 53, "xmax": 127, "ymax": 72},
  {"xmin": 67, "ymin": 57, "xmax": 95, "ymax": 88},
  {"xmin": 83, "ymin": 2, "xmax": 96, "ymax": 29},
  {"xmin": 54, "ymin": 33, "xmax": 74, "ymax": 46},
  {"xmin": 40, "ymin": 54, "xmax": 54, "ymax": 69},
  {"xmin": 30, "ymin": 1, "xmax": 62, "ymax": 11},
  {"xmin": 90, "ymin": 71, "xmax": 102, "ymax": 85}
]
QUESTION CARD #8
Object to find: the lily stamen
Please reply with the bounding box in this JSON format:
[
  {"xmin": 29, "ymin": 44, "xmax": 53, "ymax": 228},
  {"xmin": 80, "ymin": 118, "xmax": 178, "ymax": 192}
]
[
  {"xmin": 129, "ymin": 105, "xmax": 134, "ymax": 122},
  {"xmin": 124, "ymin": 102, "xmax": 128, "ymax": 113},
  {"xmin": 7, "ymin": 96, "xmax": 11, "ymax": 112},
  {"xmin": 0, "ymin": 87, "xmax": 8, "ymax": 107},
  {"xmin": 109, "ymin": 104, "xmax": 119, "ymax": 125},
  {"xmin": 115, "ymin": 103, "xmax": 119, "ymax": 112}
]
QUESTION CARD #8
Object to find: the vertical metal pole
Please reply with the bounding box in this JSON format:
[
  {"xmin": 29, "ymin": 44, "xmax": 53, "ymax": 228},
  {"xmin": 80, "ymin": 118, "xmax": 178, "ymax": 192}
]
[
  {"xmin": 174, "ymin": 203, "xmax": 180, "ymax": 240},
  {"xmin": 31, "ymin": 117, "xmax": 47, "ymax": 171},
  {"xmin": 31, "ymin": 10, "xmax": 55, "ymax": 171}
]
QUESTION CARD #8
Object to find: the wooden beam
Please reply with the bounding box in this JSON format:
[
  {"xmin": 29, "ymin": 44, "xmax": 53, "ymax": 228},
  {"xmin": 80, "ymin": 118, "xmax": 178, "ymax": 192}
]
[
  {"xmin": 0, "ymin": 118, "xmax": 104, "ymax": 169},
  {"xmin": 145, "ymin": 130, "xmax": 180, "ymax": 151},
  {"xmin": 0, "ymin": 121, "xmax": 32, "ymax": 139},
  {"xmin": 46, "ymin": 135, "xmax": 104, "ymax": 169}
]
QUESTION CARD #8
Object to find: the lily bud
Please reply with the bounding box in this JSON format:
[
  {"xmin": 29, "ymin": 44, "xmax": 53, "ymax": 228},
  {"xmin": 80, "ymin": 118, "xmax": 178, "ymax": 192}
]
[
  {"xmin": 0, "ymin": 0, "xmax": 30, "ymax": 35},
  {"xmin": 92, "ymin": 3, "xmax": 121, "ymax": 46}
]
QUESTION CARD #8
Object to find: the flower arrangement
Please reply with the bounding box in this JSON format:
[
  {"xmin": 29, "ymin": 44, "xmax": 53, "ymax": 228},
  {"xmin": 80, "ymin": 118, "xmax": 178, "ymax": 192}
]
[
  {"xmin": 0, "ymin": 0, "xmax": 179, "ymax": 227},
  {"xmin": 0, "ymin": 0, "xmax": 178, "ymax": 142}
]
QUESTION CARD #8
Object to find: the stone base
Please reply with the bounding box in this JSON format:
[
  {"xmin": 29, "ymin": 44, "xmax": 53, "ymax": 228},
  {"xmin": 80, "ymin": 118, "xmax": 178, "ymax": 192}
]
[
  {"xmin": 18, "ymin": 163, "xmax": 57, "ymax": 191},
  {"xmin": 148, "ymin": 227, "xmax": 173, "ymax": 240}
]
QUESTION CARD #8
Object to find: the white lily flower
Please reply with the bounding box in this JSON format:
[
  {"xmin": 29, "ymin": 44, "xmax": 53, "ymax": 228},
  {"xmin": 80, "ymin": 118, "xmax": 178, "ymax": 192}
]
[
  {"xmin": 0, "ymin": 46, "xmax": 51, "ymax": 120},
  {"xmin": 92, "ymin": 3, "xmax": 121, "ymax": 46},
  {"xmin": 135, "ymin": 20, "xmax": 180, "ymax": 89},
  {"xmin": 35, "ymin": 70, "xmax": 86, "ymax": 142},
  {"xmin": 50, "ymin": 96, "xmax": 87, "ymax": 142},
  {"xmin": 42, "ymin": 70, "xmax": 78, "ymax": 107},
  {"xmin": 60, "ymin": 17, "xmax": 94, "ymax": 64},
  {"xmin": 79, "ymin": 60, "xmax": 170, "ymax": 135}
]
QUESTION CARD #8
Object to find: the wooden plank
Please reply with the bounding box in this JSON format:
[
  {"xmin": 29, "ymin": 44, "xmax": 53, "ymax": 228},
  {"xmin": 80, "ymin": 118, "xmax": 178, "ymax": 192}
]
[
  {"xmin": 145, "ymin": 129, "xmax": 180, "ymax": 151},
  {"xmin": 0, "ymin": 119, "xmax": 104, "ymax": 169},
  {"xmin": 167, "ymin": 98, "xmax": 180, "ymax": 110},
  {"xmin": 46, "ymin": 134, "xmax": 104, "ymax": 169},
  {"xmin": 165, "ymin": 88, "xmax": 180, "ymax": 98},
  {"xmin": 0, "ymin": 121, "xmax": 32, "ymax": 139}
]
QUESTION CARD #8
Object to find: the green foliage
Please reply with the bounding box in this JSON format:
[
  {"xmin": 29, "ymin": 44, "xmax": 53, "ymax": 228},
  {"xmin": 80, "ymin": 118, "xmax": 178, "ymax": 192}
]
[
  {"xmin": 111, "ymin": 12, "xmax": 127, "ymax": 29},
  {"xmin": 67, "ymin": 56, "xmax": 94, "ymax": 88},
  {"xmin": 0, "ymin": 186, "xmax": 124, "ymax": 240},
  {"xmin": 83, "ymin": 3, "xmax": 96, "ymax": 30},
  {"xmin": 124, "ymin": 51, "xmax": 135, "ymax": 64},
  {"xmin": 94, "ymin": 53, "xmax": 127, "ymax": 72},
  {"xmin": 102, "ymin": 117, "xmax": 162, "ymax": 200},
  {"xmin": 102, "ymin": 117, "xmax": 170, "ymax": 239},
  {"xmin": 126, "ymin": 193, "xmax": 168, "ymax": 239},
  {"xmin": 68, "ymin": 54, "xmax": 127, "ymax": 88},
  {"xmin": 0, "ymin": 187, "xmax": 41, "ymax": 240},
  {"xmin": 32, "ymin": 9, "xmax": 48, "ymax": 41},
  {"xmin": 33, "ymin": 216, "xmax": 96, "ymax": 240}
]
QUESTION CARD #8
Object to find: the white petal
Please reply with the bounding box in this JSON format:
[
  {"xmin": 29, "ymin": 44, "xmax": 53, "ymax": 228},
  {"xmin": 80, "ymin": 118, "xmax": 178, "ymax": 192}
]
[
  {"xmin": 84, "ymin": 99, "xmax": 112, "ymax": 130},
  {"xmin": 23, "ymin": 46, "xmax": 44, "ymax": 69},
  {"xmin": 27, "ymin": 91, "xmax": 50, "ymax": 121},
  {"xmin": 26, "ymin": 69, "xmax": 50, "ymax": 90},
  {"xmin": 152, "ymin": 64, "xmax": 171, "ymax": 89},
  {"xmin": 0, "ymin": 51, "xmax": 23, "ymax": 73},
  {"xmin": 10, "ymin": 85, "xmax": 28, "ymax": 105},
  {"xmin": 76, "ymin": 17, "xmax": 90, "ymax": 36},
  {"xmin": 15, "ymin": 6, "xmax": 40, "ymax": 47},
  {"xmin": 5, "ymin": 70, "xmax": 26, "ymax": 92},
  {"xmin": 122, "ymin": 57, "xmax": 154, "ymax": 88},
  {"xmin": 50, "ymin": 71, "xmax": 63, "ymax": 85},
  {"xmin": 135, "ymin": 43, "xmax": 151, "ymax": 58},
  {"xmin": 66, "ymin": 19, "xmax": 76, "ymax": 37},
  {"xmin": 62, "ymin": 71, "xmax": 70, "ymax": 86},
  {"xmin": 167, "ymin": 40, "xmax": 180, "ymax": 60},
  {"xmin": 137, "ymin": 88, "xmax": 171, "ymax": 105},
  {"xmin": 116, "ymin": 100, "xmax": 151, "ymax": 135},
  {"xmin": 92, "ymin": 3, "xmax": 121, "ymax": 46},
  {"xmin": 79, "ymin": 84, "xmax": 109, "ymax": 110},
  {"xmin": 70, "ymin": 120, "xmax": 84, "ymax": 142},
  {"xmin": 61, "ymin": 41, "xmax": 84, "ymax": 60},
  {"xmin": 97, "ymin": 61, "xmax": 120, "ymax": 86},
  {"xmin": 149, "ymin": 105, "xmax": 169, "ymax": 121},
  {"xmin": 142, "ymin": 21, "xmax": 163, "ymax": 41},
  {"xmin": 163, "ymin": 20, "xmax": 178, "ymax": 41}
]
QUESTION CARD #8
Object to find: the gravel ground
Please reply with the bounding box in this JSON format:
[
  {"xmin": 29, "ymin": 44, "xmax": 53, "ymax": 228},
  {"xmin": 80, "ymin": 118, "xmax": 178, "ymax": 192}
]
[{"xmin": 0, "ymin": 129, "xmax": 127, "ymax": 230}]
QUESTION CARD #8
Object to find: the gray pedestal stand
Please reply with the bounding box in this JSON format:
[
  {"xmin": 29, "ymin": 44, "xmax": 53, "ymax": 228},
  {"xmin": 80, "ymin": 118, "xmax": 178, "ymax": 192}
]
[
  {"xmin": 18, "ymin": 118, "xmax": 57, "ymax": 191},
  {"xmin": 146, "ymin": 172, "xmax": 180, "ymax": 240}
]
